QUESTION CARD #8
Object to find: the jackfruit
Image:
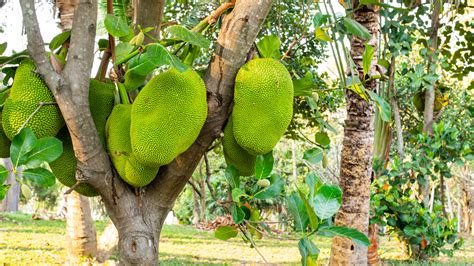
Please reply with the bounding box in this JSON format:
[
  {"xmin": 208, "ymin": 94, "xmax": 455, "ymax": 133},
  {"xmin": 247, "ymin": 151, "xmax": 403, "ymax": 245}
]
[
  {"xmin": 223, "ymin": 116, "xmax": 256, "ymax": 176},
  {"xmin": 50, "ymin": 128, "xmax": 98, "ymax": 197},
  {"xmin": 413, "ymin": 90, "xmax": 447, "ymax": 113},
  {"xmin": 130, "ymin": 68, "xmax": 207, "ymax": 167},
  {"xmin": 0, "ymin": 90, "xmax": 11, "ymax": 157},
  {"xmin": 2, "ymin": 60, "xmax": 64, "ymax": 139},
  {"xmin": 50, "ymin": 79, "xmax": 115, "ymax": 196},
  {"xmin": 106, "ymin": 104, "xmax": 158, "ymax": 187},
  {"xmin": 232, "ymin": 58, "xmax": 293, "ymax": 155}
]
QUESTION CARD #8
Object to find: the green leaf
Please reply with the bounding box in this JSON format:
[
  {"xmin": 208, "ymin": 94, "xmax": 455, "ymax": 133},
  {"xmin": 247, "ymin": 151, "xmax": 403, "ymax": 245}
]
[
  {"xmin": 298, "ymin": 237, "xmax": 319, "ymax": 266},
  {"xmin": 298, "ymin": 189, "xmax": 319, "ymax": 231},
  {"xmin": 362, "ymin": 43, "xmax": 374, "ymax": 77},
  {"xmin": 230, "ymin": 204, "xmax": 245, "ymax": 224},
  {"xmin": 256, "ymin": 35, "xmax": 281, "ymax": 59},
  {"xmin": 377, "ymin": 58, "xmax": 390, "ymax": 71},
  {"xmin": 22, "ymin": 168, "xmax": 56, "ymax": 187},
  {"xmin": 255, "ymin": 151, "xmax": 274, "ymax": 179},
  {"xmin": 231, "ymin": 188, "xmax": 248, "ymax": 203},
  {"xmin": 98, "ymin": 39, "xmax": 109, "ymax": 51},
  {"xmin": 128, "ymin": 44, "xmax": 187, "ymax": 76},
  {"xmin": 253, "ymin": 174, "xmax": 285, "ymax": 200},
  {"xmin": 305, "ymin": 172, "xmax": 322, "ymax": 201},
  {"xmin": 319, "ymin": 226, "xmax": 370, "ymax": 246},
  {"xmin": 303, "ymin": 147, "xmax": 324, "ymax": 164},
  {"xmin": 0, "ymin": 184, "xmax": 10, "ymax": 200},
  {"xmin": 115, "ymin": 42, "xmax": 135, "ymax": 65},
  {"xmin": 314, "ymin": 27, "xmax": 332, "ymax": 42},
  {"xmin": 0, "ymin": 165, "xmax": 8, "ymax": 184},
  {"xmin": 346, "ymin": 76, "xmax": 368, "ymax": 101},
  {"xmin": 286, "ymin": 192, "xmax": 309, "ymax": 232},
  {"xmin": 104, "ymin": 14, "xmax": 130, "ymax": 37},
  {"xmin": 0, "ymin": 42, "xmax": 7, "ymax": 55},
  {"xmin": 11, "ymin": 128, "xmax": 37, "ymax": 167},
  {"xmin": 314, "ymin": 132, "xmax": 330, "ymax": 148},
  {"xmin": 343, "ymin": 18, "xmax": 371, "ymax": 40},
  {"xmin": 367, "ymin": 90, "xmax": 391, "ymax": 122},
  {"xmin": 49, "ymin": 31, "xmax": 71, "ymax": 51},
  {"xmin": 215, "ymin": 226, "xmax": 238, "ymax": 240},
  {"xmin": 225, "ymin": 165, "xmax": 240, "ymax": 189},
  {"xmin": 166, "ymin": 25, "xmax": 211, "ymax": 48},
  {"xmin": 313, "ymin": 185, "xmax": 342, "ymax": 220},
  {"xmin": 293, "ymin": 72, "xmax": 315, "ymax": 97},
  {"xmin": 313, "ymin": 13, "xmax": 331, "ymax": 27},
  {"xmin": 25, "ymin": 137, "xmax": 63, "ymax": 167}
]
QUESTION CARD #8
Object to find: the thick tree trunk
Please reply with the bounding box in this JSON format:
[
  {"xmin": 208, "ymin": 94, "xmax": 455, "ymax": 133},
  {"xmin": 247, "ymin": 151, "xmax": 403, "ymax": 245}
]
[
  {"xmin": 329, "ymin": 1, "xmax": 379, "ymax": 265},
  {"xmin": 65, "ymin": 191, "xmax": 97, "ymax": 261},
  {"xmin": 133, "ymin": 0, "xmax": 166, "ymax": 42},
  {"xmin": 0, "ymin": 159, "xmax": 20, "ymax": 212}
]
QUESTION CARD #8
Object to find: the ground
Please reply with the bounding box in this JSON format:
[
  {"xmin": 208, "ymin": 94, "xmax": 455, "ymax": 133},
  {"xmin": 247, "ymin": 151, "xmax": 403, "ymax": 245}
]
[{"xmin": 0, "ymin": 212, "xmax": 472, "ymax": 265}]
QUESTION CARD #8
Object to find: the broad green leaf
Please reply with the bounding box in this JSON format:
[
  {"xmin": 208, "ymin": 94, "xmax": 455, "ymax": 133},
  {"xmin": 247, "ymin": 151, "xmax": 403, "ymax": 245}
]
[
  {"xmin": 11, "ymin": 128, "xmax": 37, "ymax": 167},
  {"xmin": 313, "ymin": 185, "xmax": 342, "ymax": 220},
  {"xmin": 215, "ymin": 226, "xmax": 238, "ymax": 240},
  {"xmin": 49, "ymin": 31, "xmax": 71, "ymax": 51},
  {"xmin": 230, "ymin": 204, "xmax": 245, "ymax": 224},
  {"xmin": 104, "ymin": 14, "xmax": 130, "ymax": 37},
  {"xmin": 255, "ymin": 151, "xmax": 274, "ymax": 179},
  {"xmin": 346, "ymin": 76, "xmax": 368, "ymax": 101},
  {"xmin": 0, "ymin": 165, "xmax": 8, "ymax": 184},
  {"xmin": 128, "ymin": 44, "xmax": 187, "ymax": 76},
  {"xmin": 287, "ymin": 192, "xmax": 309, "ymax": 232},
  {"xmin": 314, "ymin": 27, "xmax": 332, "ymax": 42},
  {"xmin": 343, "ymin": 18, "xmax": 371, "ymax": 40},
  {"xmin": 225, "ymin": 165, "xmax": 240, "ymax": 188},
  {"xmin": 303, "ymin": 147, "xmax": 324, "ymax": 164},
  {"xmin": 0, "ymin": 184, "xmax": 10, "ymax": 200},
  {"xmin": 166, "ymin": 25, "xmax": 211, "ymax": 48},
  {"xmin": 313, "ymin": 13, "xmax": 331, "ymax": 27},
  {"xmin": 0, "ymin": 42, "xmax": 7, "ymax": 55},
  {"xmin": 362, "ymin": 43, "xmax": 374, "ymax": 77},
  {"xmin": 305, "ymin": 172, "xmax": 322, "ymax": 201},
  {"xmin": 367, "ymin": 90, "xmax": 391, "ymax": 122},
  {"xmin": 298, "ymin": 237, "xmax": 319, "ymax": 266},
  {"xmin": 115, "ymin": 42, "xmax": 135, "ymax": 65},
  {"xmin": 377, "ymin": 58, "xmax": 390, "ymax": 71},
  {"xmin": 25, "ymin": 137, "xmax": 63, "ymax": 167},
  {"xmin": 231, "ymin": 188, "xmax": 248, "ymax": 203},
  {"xmin": 293, "ymin": 72, "xmax": 315, "ymax": 97},
  {"xmin": 319, "ymin": 226, "xmax": 370, "ymax": 246},
  {"xmin": 256, "ymin": 35, "xmax": 281, "ymax": 59},
  {"xmin": 314, "ymin": 132, "xmax": 330, "ymax": 148},
  {"xmin": 22, "ymin": 168, "xmax": 56, "ymax": 187},
  {"xmin": 298, "ymin": 189, "xmax": 319, "ymax": 231},
  {"xmin": 98, "ymin": 39, "xmax": 109, "ymax": 51},
  {"xmin": 0, "ymin": 50, "xmax": 28, "ymax": 65},
  {"xmin": 253, "ymin": 174, "xmax": 285, "ymax": 200}
]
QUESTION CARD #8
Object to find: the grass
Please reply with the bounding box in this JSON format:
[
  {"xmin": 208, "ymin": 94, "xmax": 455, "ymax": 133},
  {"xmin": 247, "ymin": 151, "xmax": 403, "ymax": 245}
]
[{"xmin": 0, "ymin": 212, "xmax": 473, "ymax": 265}]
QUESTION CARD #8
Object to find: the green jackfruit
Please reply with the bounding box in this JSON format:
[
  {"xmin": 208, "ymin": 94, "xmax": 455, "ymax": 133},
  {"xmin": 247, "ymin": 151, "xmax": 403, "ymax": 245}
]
[
  {"xmin": 130, "ymin": 68, "xmax": 207, "ymax": 167},
  {"xmin": 2, "ymin": 60, "xmax": 64, "ymax": 139},
  {"xmin": 413, "ymin": 90, "xmax": 447, "ymax": 113},
  {"xmin": 50, "ymin": 79, "xmax": 115, "ymax": 196},
  {"xmin": 0, "ymin": 90, "xmax": 11, "ymax": 157},
  {"xmin": 50, "ymin": 128, "xmax": 98, "ymax": 197},
  {"xmin": 106, "ymin": 104, "xmax": 158, "ymax": 187},
  {"xmin": 223, "ymin": 117, "xmax": 256, "ymax": 176},
  {"xmin": 232, "ymin": 58, "xmax": 293, "ymax": 155}
]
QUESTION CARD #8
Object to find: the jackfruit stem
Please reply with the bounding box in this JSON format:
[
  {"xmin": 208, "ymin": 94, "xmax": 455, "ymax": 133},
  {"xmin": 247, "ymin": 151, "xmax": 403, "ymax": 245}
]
[
  {"xmin": 18, "ymin": 101, "xmax": 58, "ymax": 134},
  {"xmin": 117, "ymin": 83, "xmax": 130, "ymax": 104}
]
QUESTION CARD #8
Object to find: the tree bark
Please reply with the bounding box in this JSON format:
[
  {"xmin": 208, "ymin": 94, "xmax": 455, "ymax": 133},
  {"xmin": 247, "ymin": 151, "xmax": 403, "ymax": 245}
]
[
  {"xmin": 0, "ymin": 159, "xmax": 20, "ymax": 212},
  {"xmin": 133, "ymin": 0, "xmax": 166, "ymax": 42},
  {"xmin": 20, "ymin": 0, "xmax": 273, "ymax": 264},
  {"xmin": 388, "ymin": 57, "xmax": 404, "ymax": 159},
  {"xmin": 329, "ymin": 1, "xmax": 379, "ymax": 265}
]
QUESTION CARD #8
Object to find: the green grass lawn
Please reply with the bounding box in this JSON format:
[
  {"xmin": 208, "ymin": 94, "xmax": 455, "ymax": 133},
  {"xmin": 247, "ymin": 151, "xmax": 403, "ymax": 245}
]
[{"xmin": 0, "ymin": 212, "xmax": 472, "ymax": 265}]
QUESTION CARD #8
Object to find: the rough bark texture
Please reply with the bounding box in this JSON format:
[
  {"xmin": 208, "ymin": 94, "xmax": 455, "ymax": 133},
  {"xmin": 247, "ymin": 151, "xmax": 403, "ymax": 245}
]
[
  {"xmin": 56, "ymin": 0, "xmax": 79, "ymax": 30},
  {"xmin": 20, "ymin": 0, "xmax": 273, "ymax": 264},
  {"xmin": 65, "ymin": 191, "xmax": 98, "ymax": 260},
  {"xmin": 0, "ymin": 159, "xmax": 20, "ymax": 212},
  {"xmin": 329, "ymin": 1, "xmax": 379, "ymax": 265},
  {"xmin": 133, "ymin": 0, "xmax": 166, "ymax": 42}
]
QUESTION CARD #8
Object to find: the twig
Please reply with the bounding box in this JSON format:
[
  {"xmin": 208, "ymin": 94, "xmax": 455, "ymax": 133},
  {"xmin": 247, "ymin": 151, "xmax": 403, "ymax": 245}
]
[
  {"xmin": 64, "ymin": 181, "xmax": 82, "ymax": 195},
  {"xmin": 204, "ymin": 153, "xmax": 217, "ymax": 200},
  {"xmin": 238, "ymin": 224, "xmax": 269, "ymax": 263},
  {"xmin": 207, "ymin": 0, "xmax": 236, "ymax": 25},
  {"xmin": 280, "ymin": 34, "xmax": 305, "ymax": 60},
  {"xmin": 18, "ymin": 102, "xmax": 57, "ymax": 132},
  {"xmin": 188, "ymin": 179, "xmax": 202, "ymax": 198}
]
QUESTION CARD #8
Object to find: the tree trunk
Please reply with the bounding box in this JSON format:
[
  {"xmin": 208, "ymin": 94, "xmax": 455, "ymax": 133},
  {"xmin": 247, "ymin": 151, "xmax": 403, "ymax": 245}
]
[
  {"xmin": 191, "ymin": 177, "xmax": 201, "ymax": 225},
  {"xmin": 0, "ymin": 159, "xmax": 20, "ymax": 212},
  {"xmin": 133, "ymin": 0, "xmax": 166, "ymax": 42},
  {"xmin": 329, "ymin": 1, "xmax": 379, "ymax": 265},
  {"xmin": 65, "ymin": 191, "xmax": 97, "ymax": 261}
]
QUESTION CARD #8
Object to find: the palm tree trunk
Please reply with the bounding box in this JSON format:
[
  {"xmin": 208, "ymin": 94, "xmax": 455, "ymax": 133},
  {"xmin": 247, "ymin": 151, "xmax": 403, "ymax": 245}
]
[{"xmin": 329, "ymin": 1, "xmax": 379, "ymax": 265}]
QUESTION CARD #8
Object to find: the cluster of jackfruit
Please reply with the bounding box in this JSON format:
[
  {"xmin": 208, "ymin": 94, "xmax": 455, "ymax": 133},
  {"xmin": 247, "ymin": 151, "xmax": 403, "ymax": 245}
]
[
  {"xmin": 223, "ymin": 58, "xmax": 293, "ymax": 176},
  {"xmin": 106, "ymin": 68, "xmax": 207, "ymax": 187}
]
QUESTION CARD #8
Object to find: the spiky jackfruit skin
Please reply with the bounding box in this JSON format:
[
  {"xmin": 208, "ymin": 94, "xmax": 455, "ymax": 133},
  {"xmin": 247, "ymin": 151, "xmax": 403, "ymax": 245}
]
[
  {"xmin": 232, "ymin": 58, "xmax": 293, "ymax": 155},
  {"xmin": 106, "ymin": 104, "xmax": 158, "ymax": 187},
  {"xmin": 89, "ymin": 79, "xmax": 115, "ymax": 146},
  {"xmin": 50, "ymin": 128, "xmax": 98, "ymax": 197},
  {"xmin": 0, "ymin": 90, "xmax": 11, "ymax": 157},
  {"xmin": 2, "ymin": 60, "xmax": 64, "ymax": 140},
  {"xmin": 223, "ymin": 116, "xmax": 256, "ymax": 176},
  {"xmin": 130, "ymin": 68, "xmax": 207, "ymax": 167}
]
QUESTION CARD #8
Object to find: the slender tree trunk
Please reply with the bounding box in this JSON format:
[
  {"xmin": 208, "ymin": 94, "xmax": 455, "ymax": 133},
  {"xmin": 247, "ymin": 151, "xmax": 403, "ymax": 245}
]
[
  {"xmin": 388, "ymin": 57, "xmax": 404, "ymax": 159},
  {"xmin": 329, "ymin": 1, "xmax": 379, "ymax": 265},
  {"xmin": 65, "ymin": 191, "xmax": 97, "ymax": 261},
  {"xmin": 133, "ymin": 0, "xmax": 166, "ymax": 42},
  {"xmin": 191, "ymin": 177, "xmax": 201, "ymax": 225},
  {"xmin": 0, "ymin": 159, "xmax": 20, "ymax": 212}
]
